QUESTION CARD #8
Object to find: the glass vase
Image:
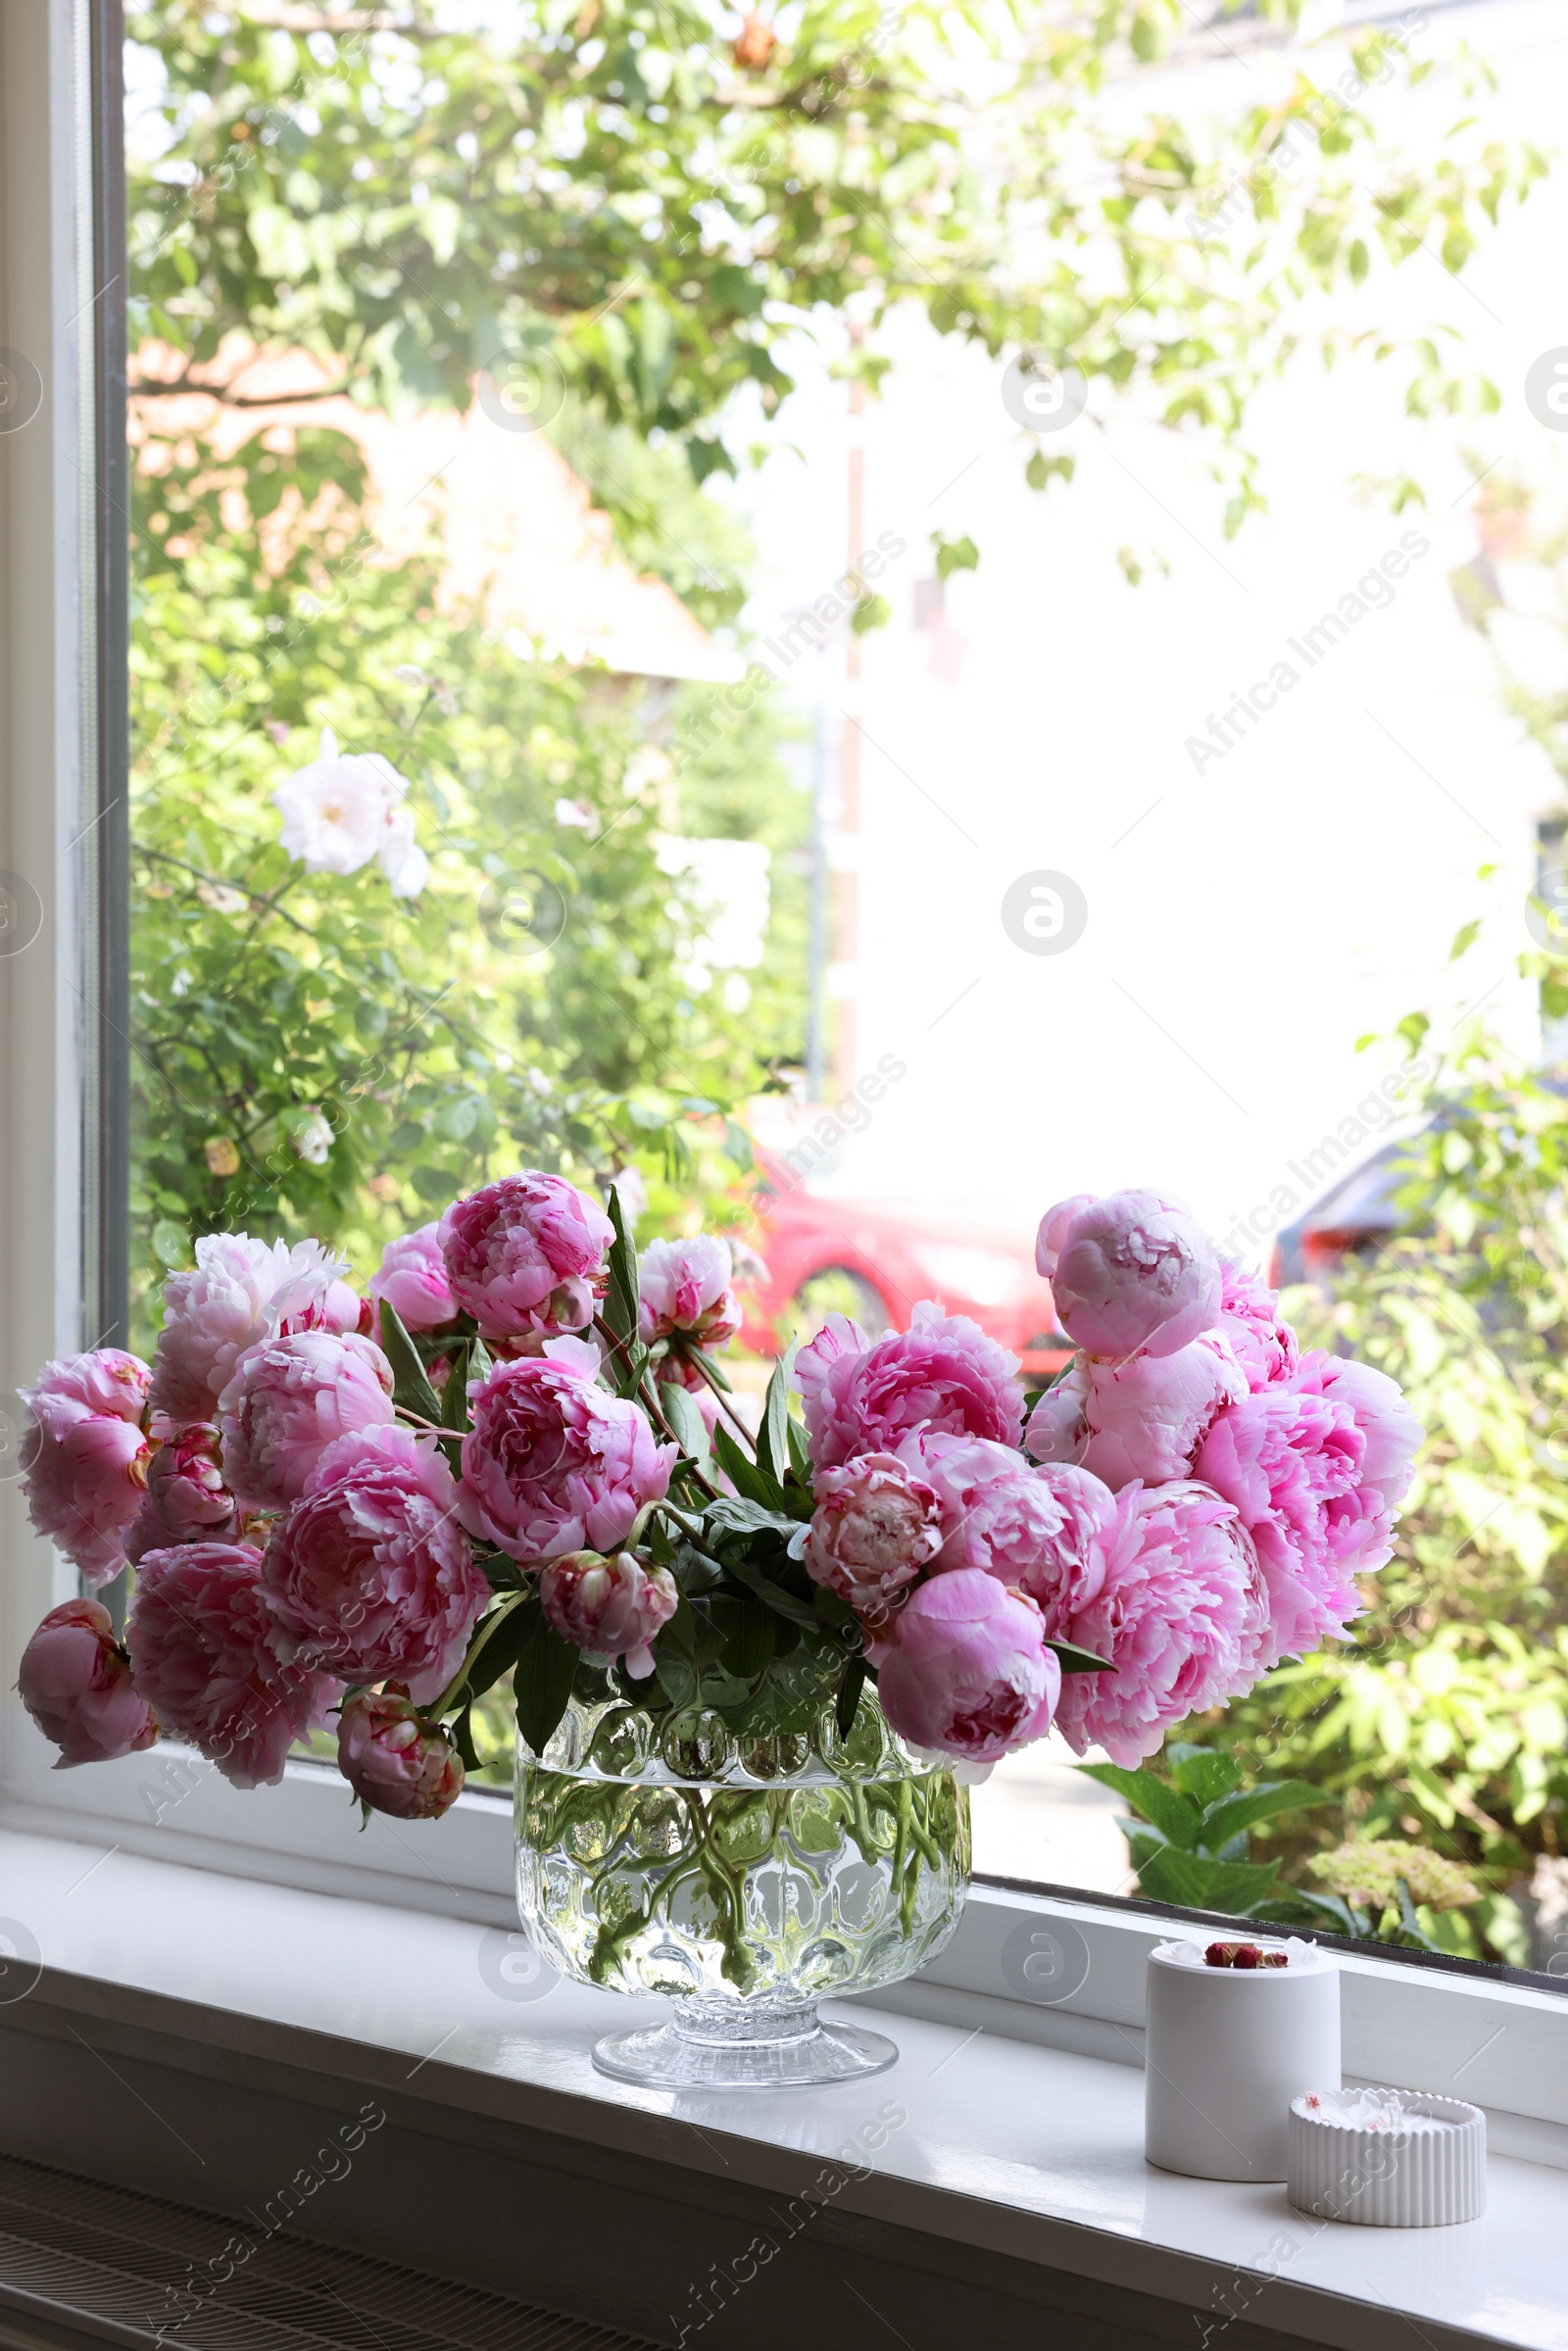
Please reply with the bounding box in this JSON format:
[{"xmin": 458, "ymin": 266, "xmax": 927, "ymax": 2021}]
[{"xmin": 514, "ymin": 1669, "xmax": 970, "ymax": 2089}]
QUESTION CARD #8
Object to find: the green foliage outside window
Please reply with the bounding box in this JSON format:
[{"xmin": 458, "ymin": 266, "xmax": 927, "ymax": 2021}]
[
  {"xmin": 129, "ymin": 419, "xmax": 808, "ymax": 1348},
  {"xmin": 1199, "ymin": 1060, "xmax": 1568, "ymax": 1969},
  {"xmin": 128, "ymin": 0, "xmax": 1541, "ymax": 530}
]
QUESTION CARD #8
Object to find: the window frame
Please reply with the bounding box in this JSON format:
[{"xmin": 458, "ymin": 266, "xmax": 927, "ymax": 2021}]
[
  {"xmin": 86, "ymin": 0, "xmax": 131, "ymax": 1360},
  {"xmin": 0, "ymin": 0, "xmax": 1562, "ymax": 2156}
]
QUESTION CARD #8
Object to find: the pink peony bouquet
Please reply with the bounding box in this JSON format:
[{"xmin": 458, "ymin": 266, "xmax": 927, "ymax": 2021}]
[{"xmin": 15, "ymin": 1178, "xmax": 1421, "ymax": 1814}]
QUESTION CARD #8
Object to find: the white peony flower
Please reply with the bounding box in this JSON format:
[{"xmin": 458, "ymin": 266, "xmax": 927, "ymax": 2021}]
[{"xmin": 272, "ymin": 729, "xmax": 424, "ymax": 897}]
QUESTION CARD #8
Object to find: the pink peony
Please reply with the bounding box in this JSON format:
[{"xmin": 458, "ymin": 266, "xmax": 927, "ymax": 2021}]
[
  {"xmin": 917, "ymin": 1434, "xmax": 1066, "ymax": 1580},
  {"xmin": 1023, "ymin": 1364, "xmax": 1090, "ymax": 1466},
  {"xmin": 459, "ymin": 1338, "xmax": 675, "ymax": 1564},
  {"xmin": 336, "ymin": 1687, "xmax": 464, "ymax": 1820},
  {"xmin": 1050, "ymin": 1481, "xmax": 1269, "ymax": 1767},
  {"xmin": 149, "ymin": 1234, "xmax": 351, "ymax": 1421},
  {"xmin": 367, "ymin": 1223, "xmax": 458, "ymax": 1334},
  {"xmin": 1301, "ymin": 1354, "xmax": 1422, "ymax": 1509},
  {"xmin": 126, "ymin": 1423, "xmax": 237, "ymax": 1562},
  {"xmin": 1194, "ymin": 1350, "xmax": 1422, "ymax": 1666},
  {"xmin": 438, "ymin": 1173, "xmax": 613, "ymax": 1345},
  {"xmin": 19, "ymin": 1598, "xmax": 158, "ymax": 1767},
  {"xmin": 537, "ymin": 1550, "xmax": 679, "ymax": 1678},
  {"xmin": 1075, "ymin": 1333, "xmax": 1248, "ymax": 1490},
  {"xmin": 317, "ymin": 1280, "xmax": 367, "ymax": 1338},
  {"xmin": 127, "ymin": 1542, "xmax": 338, "ymax": 1788},
  {"xmin": 20, "ymin": 1355, "xmax": 152, "ymax": 1585},
  {"xmin": 262, "ymin": 1426, "xmax": 488, "ymax": 1702},
  {"xmin": 1035, "ymin": 1193, "xmax": 1095, "ymax": 1280},
  {"xmin": 1048, "ymin": 1191, "xmax": 1222, "ymax": 1362},
  {"xmin": 638, "ymin": 1236, "xmax": 740, "ymax": 1348},
  {"xmin": 876, "ymin": 1569, "xmax": 1060, "ymax": 1767},
  {"xmin": 804, "ymin": 1452, "xmax": 943, "ymax": 1625},
  {"xmin": 1218, "ymin": 1261, "xmax": 1298, "ymax": 1391},
  {"xmin": 917, "ymin": 1435, "xmax": 1119, "ymax": 1619},
  {"xmin": 1026, "ymin": 1462, "xmax": 1123, "ymax": 1618},
  {"xmin": 217, "ymin": 1330, "xmax": 395, "ymax": 1512},
  {"xmin": 24, "ymin": 1349, "xmax": 150, "ymax": 1426},
  {"xmin": 795, "ymin": 1302, "xmax": 1024, "ymax": 1471}
]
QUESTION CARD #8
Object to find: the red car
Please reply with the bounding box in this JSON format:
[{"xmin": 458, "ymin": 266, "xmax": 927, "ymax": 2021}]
[{"xmin": 733, "ymin": 1148, "xmax": 1070, "ymax": 1376}]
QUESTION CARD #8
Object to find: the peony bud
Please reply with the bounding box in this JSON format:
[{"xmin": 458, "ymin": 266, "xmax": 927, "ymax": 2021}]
[
  {"xmin": 1035, "ymin": 1194, "xmax": 1095, "ymax": 1281},
  {"xmin": 336, "ymin": 1687, "xmax": 464, "ymax": 1820},
  {"xmin": 637, "ymin": 1236, "xmax": 741, "ymax": 1350},
  {"xmin": 127, "ymin": 1422, "xmax": 237, "ymax": 1562},
  {"xmin": 367, "ymin": 1223, "xmax": 458, "ymax": 1334},
  {"xmin": 537, "ymin": 1549, "xmax": 678, "ymax": 1679},
  {"xmin": 1047, "ymin": 1190, "xmax": 1222, "ymax": 1361},
  {"xmin": 875, "ymin": 1569, "xmax": 1060, "ymax": 1768},
  {"xmin": 805, "ymin": 1451, "xmax": 942, "ymax": 1626},
  {"xmin": 19, "ymin": 1598, "xmax": 157, "ymax": 1767}
]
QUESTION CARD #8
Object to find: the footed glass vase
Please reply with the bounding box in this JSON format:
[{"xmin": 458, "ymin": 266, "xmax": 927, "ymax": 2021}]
[{"xmin": 514, "ymin": 1670, "xmax": 970, "ymax": 2089}]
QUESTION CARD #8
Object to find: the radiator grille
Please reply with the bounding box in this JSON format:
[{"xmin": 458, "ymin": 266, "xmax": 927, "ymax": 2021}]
[{"xmin": 0, "ymin": 2152, "xmax": 664, "ymax": 2351}]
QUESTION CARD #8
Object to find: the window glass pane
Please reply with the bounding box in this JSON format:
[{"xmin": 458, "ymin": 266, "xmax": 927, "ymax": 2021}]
[{"xmin": 121, "ymin": 0, "xmax": 1566, "ymax": 1977}]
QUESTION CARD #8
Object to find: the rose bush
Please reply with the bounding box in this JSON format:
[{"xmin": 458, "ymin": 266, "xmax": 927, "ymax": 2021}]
[{"xmin": 271, "ymin": 728, "xmax": 426, "ymax": 897}]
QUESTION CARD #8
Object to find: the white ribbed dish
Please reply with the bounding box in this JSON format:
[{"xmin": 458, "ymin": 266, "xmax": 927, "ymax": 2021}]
[{"xmin": 1288, "ymin": 2087, "xmax": 1487, "ymax": 2227}]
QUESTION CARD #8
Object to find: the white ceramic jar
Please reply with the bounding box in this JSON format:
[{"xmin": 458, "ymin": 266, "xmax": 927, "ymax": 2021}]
[{"xmin": 1145, "ymin": 1938, "xmax": 1341, "ymax": 2182}]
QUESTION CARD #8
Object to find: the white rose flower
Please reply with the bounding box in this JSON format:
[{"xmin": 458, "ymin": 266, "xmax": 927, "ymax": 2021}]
[
  {"xmin": 291, "ymin": 1111, "xmax": 335, "ymax": 1166},
  {"xmin": 377, "ymin": 804, "xmax": 430, "ymax": 900},
  {"xmin": 272, "ymin": 729, "xmax": 421, "ymax": 889}
]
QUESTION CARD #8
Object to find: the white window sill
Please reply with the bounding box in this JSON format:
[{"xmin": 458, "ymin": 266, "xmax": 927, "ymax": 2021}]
[{"xmin": 0, "ymin": 1828, "xmax": 1564, "ymax": 2351}]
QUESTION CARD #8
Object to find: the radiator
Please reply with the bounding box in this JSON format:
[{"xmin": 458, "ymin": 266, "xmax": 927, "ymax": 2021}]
[{"xmin": 0, "ymin": 2151, "xmax": 663, "ymax": 2351}]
